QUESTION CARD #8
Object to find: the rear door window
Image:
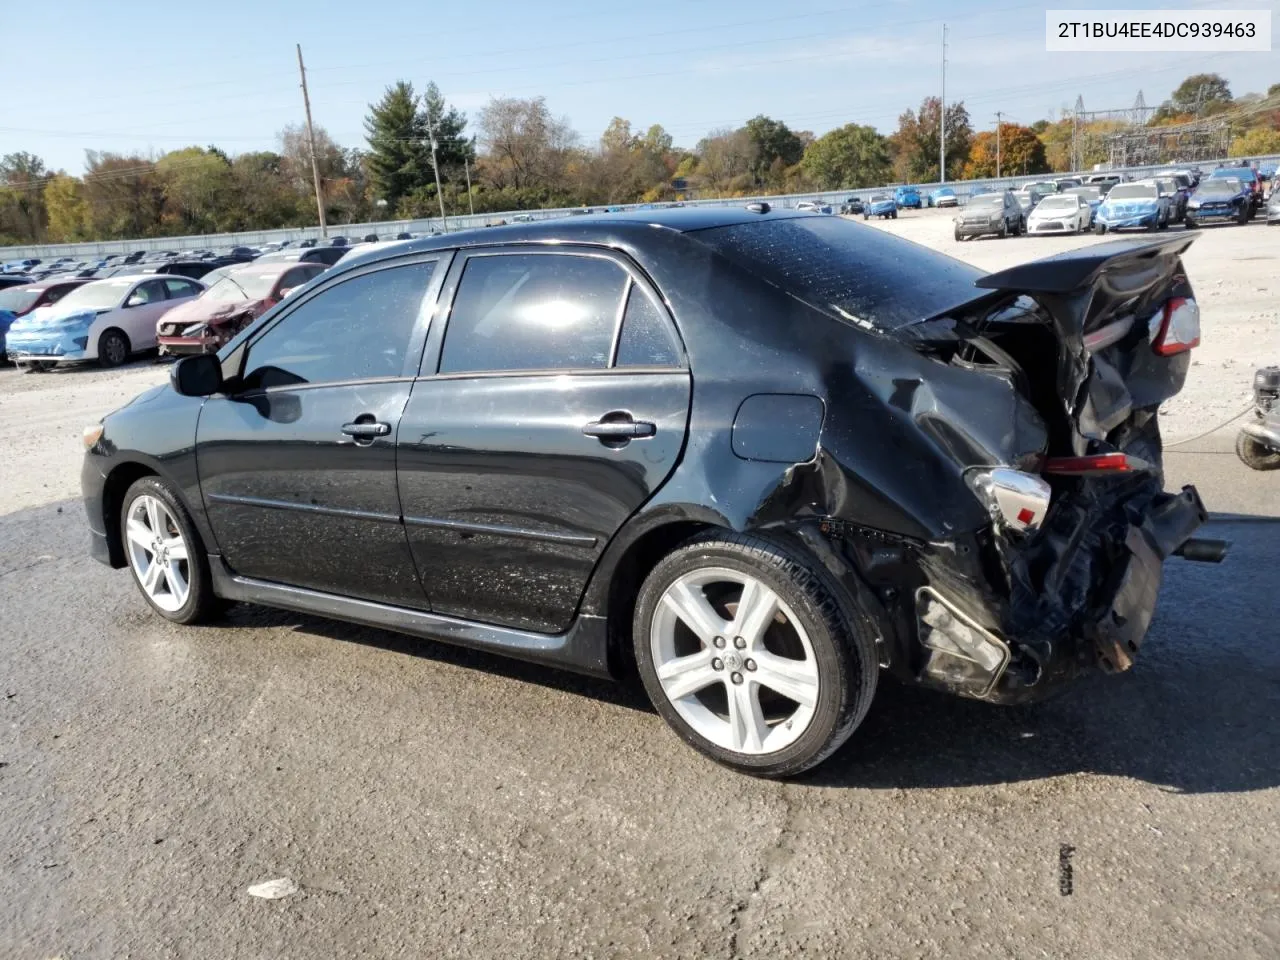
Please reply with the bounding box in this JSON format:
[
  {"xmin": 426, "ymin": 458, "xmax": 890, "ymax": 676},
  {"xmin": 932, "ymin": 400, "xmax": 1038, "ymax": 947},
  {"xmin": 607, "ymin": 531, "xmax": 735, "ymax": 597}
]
[
  {"xmin": 163, "ymin": 278, "xmax": 202, "ymax": 299},
  {"xmin": 439, "ymin": 253, "xmax": 629, "ymax": 373},
  {"xmin": 696, "ymin": 215, "xmax": 984, "ymax": 331}
]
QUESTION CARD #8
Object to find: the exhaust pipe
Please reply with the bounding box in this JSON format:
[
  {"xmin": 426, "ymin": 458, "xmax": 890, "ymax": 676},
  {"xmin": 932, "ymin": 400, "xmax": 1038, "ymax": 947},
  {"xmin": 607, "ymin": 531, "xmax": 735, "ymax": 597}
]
[{"xmin": 1173, "ymin": 537, "xmax": 1230, "ymax": 563}]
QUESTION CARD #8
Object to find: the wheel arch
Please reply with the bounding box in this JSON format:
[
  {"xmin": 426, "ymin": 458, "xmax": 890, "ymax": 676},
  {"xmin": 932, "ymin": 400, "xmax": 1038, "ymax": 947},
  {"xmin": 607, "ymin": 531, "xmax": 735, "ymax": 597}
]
[{"xmin": 100, "ymin": 459, "xmax": 208, "ymax": 568}]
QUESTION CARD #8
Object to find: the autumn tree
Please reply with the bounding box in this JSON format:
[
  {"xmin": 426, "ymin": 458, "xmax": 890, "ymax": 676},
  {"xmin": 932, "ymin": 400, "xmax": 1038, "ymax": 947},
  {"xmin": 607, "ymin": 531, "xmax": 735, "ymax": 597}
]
[
  {"xmin": 890, "ymin": 97, "xmax": 972, "ymax": 182},
  {"xmin": 964, "ymin": 124, "xmax": 1048, "ymax": 179},
  {"xmin": 43, "ymin": 174, "xmax": 90, "ymax": 241},
  {"xmin": 0, "ymin": 152, "xmax": 50, "ymax": 243},
  {"xmin": 743, "ymin": 115, "xmax": 804, "ymax": 186},
  {"xmin": 476, "ymin": 96, "xmax": 577, "ymax": 193},
  {"xmin": 800, "ymin": 124, "xmax": 891, "ymax": 188}
]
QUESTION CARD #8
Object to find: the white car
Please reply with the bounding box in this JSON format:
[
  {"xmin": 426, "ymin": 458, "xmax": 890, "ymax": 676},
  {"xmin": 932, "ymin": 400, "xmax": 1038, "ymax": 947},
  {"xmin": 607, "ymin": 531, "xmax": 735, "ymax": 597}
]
[
  {"xmin": 1026, "ymin": 193, "xmax": 1091, "ymax": 235},
  {"xmin": 5, "ymin": 274, "xmax": 204, "ymax": 371},
  {"xmin": 796, "ymin": 201, "xmax": 833, "ymax": 214}
]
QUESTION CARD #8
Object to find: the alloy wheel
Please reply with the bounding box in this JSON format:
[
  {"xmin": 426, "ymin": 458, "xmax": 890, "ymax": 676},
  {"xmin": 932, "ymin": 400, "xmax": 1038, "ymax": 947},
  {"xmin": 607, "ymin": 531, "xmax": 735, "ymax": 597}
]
[
  {"xmin": 124, "ymin": 494, "xmax": 190, "ymax": 612},
  {"xmin": 649, "ymin": 567, "xmax": 820, "ymax": 755}
]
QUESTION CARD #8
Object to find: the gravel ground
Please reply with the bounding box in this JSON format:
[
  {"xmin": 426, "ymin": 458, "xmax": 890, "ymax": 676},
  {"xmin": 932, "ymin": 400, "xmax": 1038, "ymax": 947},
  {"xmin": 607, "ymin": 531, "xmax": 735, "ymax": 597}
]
[{"xmin": 1, "ymin": 222, "xmax": 1276, "ymax": 958}]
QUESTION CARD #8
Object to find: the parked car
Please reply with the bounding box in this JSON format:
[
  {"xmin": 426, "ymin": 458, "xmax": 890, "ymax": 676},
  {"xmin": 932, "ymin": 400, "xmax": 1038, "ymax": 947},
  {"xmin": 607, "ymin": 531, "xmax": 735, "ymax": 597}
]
[
  {"xmin": 0, "ymin": 278, "xmax": 88, "ymax": 359},
  {"xmin": 795, "ymin": 201, "xmax": 832, "ymax": 214},
  {"xmin": 157, "ymin": 261, "xmax": 328, "ymax": 357},
  {"xmin": 1209, "ymin": 166, "xmax": 1263, "ymax": 216},
  {"xmin": 1267, "ymin": 186, "xmax": 1280, "ymax": 225},
  {"xmin": 1013, "ymin": 185, "xmax": 1054, "ymax": 216},
  {"xmin": 329, "ymin": 236, "xmax": 350, "ymax": 247},
  {"xmin": 1063, "ymin": 186, "xmax": 1104, "ymax": 225},
  {"xmin": 839, "ymin": 197, "xmax": 864, "ymax": 215},
  {"xmin": 1236, "ymin": 366, "xmax": 1280, "ymax": 469},
  {"xmin": 80, "ymin": 209, "xmax": 1216, "ymax": 777},
  {"xmin": 969, "ymin": 186, "xmax": 995, "ymax": 197},
  {"xmin": 1184, "ymin": 177, "xmax": 1252, "ymax": 227},
  {"xmin": 1026, "ymin": 193, "xmax": 1091, "ymax": 235},
  {"xmin": 256, "ymin": 246, "xmax": 349, "ymax": 267},
  {"xmin": 139, "ymin": 259, "xmax": 238, "ymax": 281},
  {"xmin": 1094, "ymin": 182, "xmax": 1169, "ymax": 233},
  {"xmin": 863, "ymin": 193, "xmax": 897, "ymax": 219},
  {"xmin": 954, "ymin": 191, "xmax": 1023, "ymax": 240},
  {"xmin": 2, "ymin": 258, "xmax": 41, "ymax": 274},
  {"xmin": 509, "ymin": 214, "xmax": 535, "ymax": 223},
  {"xmin": 298, "ymin": 239, "xmax": 318, "ymax": 248},
  {"xmin": 0, "ymin": 275, "xmax": 32, "ymax": 290},
  {"xmin": 1024, "ymin": 181, "xmax": 1059, "ymax": 196},
  {"xmin": 6, "ymin": 275, "xmax": 203, "ymax": 371},
  {"xmin": 894, "ymin": 185, "xmax": 922, "ymax": 209},
  {"xmin": 1085, "ymin": 174, "xmax": 1124, "ymax": 193},
  {"xmin": 395, "ymin": 231, "xmax": 415, "ymax": 239},
  {"xmin": 925, "ymin": 187, "xmax": 956, "ymax": 208},
  {"xmin": 1052, "ymin": 177, "xmax": 1082, "ymax": 190}
]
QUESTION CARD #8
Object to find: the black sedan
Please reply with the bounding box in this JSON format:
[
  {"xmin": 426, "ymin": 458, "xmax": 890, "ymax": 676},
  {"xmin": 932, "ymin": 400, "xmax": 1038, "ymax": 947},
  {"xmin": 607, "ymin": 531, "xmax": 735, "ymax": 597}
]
[{"xmin": 81, "ymin": 209, "xmax": 1217, "ymax": 776}]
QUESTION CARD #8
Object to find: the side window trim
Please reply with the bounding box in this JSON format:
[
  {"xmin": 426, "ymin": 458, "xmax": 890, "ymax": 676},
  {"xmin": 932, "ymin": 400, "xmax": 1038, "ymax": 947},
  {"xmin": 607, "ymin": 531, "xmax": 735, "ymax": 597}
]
[
  {"xmin": 419, "ymin": 244, "xmax": 685, "ymax": 379},
  {"xmin": 223, "ymin": 252, "xmax": 448, "ymax": 391},
  {"xmin": 606, "ymin": 276, "xmax": 633, "ymax": 368}
]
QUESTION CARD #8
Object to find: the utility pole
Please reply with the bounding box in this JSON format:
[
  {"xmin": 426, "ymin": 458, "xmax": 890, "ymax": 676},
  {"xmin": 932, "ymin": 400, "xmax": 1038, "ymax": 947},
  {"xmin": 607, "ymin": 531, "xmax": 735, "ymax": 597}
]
[
  {"xmin": 295, "ymin": 44, "xmax": 327, "ymax": 238},
  {"xmin": 464, "ymin": 156, "xmax": 475, "ymax": 216},
  {"xmin": 939, "ymin": 23, "xmax": 947, "ymax": 183},
  {"xmin": 995, "ymin": 112, "xmax": 1003, "ymax": 179},
  {"xmin": 424, "ymin": 106, "xmax": 448, "ymax": 232}
]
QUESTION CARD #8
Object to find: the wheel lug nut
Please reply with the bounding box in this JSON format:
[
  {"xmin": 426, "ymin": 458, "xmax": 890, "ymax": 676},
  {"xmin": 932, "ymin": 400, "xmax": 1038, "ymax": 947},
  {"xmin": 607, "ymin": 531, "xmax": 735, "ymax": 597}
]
[
  {"xmin": 745, "ymin": 659, "xmax": 756, "ymax": 671},
  {"xmin": 733, "ymin": 636, "xmax": 746, "ymax": 649},
  {"xmin": 731, "ymin": 672, "xmax": 743, "ymax": 685},
  {"xmin": 713, "ymin": 636, "xmax": 726, "ymax": 649},
  {"xmin": 712, "ymin": 657, "xmax": 723, "ymax": 671}
]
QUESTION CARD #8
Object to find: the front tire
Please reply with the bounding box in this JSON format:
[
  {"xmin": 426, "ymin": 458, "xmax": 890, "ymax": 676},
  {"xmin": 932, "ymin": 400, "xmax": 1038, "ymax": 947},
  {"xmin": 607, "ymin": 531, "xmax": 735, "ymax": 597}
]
[
  {"xmin": 633, "ymin": 532, "xmax": 877, "ymax": 778},
  {"xmin": 121, "ymin": 476, "xmax": 221, "ymax": 624},
  {"xmin": 98, "ymin": 329, "xmax": 130, "ymax": 368},
  {"xmin": 1236, "ymin": 431, "xmax": 1280, "ymax": 470},
  {"xmin": 1095, "ymin": 223, "xmax": 1107, "ymax": 234}
]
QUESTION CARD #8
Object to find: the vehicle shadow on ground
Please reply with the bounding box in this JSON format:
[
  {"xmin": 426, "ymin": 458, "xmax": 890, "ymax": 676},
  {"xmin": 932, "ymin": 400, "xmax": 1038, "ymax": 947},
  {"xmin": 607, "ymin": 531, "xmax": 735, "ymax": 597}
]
[{"xmin": 27, "ymin": 495, "xmax": 1275, "ymax": 796}]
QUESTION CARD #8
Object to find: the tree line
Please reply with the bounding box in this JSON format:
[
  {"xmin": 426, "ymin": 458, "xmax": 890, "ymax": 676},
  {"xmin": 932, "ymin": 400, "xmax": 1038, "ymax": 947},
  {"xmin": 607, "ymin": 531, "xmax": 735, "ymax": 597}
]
[{"xmin": 1, "ymin": 72, "xmax": 1276, "ymax": 246}]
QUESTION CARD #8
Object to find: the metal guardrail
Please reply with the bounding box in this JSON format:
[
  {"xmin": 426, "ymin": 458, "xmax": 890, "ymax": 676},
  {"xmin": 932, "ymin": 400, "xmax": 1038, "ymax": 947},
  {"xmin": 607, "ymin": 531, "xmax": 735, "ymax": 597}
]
[{"xmin": 2, "ymin": 154, "xmax": 1276, "ymax": 260}]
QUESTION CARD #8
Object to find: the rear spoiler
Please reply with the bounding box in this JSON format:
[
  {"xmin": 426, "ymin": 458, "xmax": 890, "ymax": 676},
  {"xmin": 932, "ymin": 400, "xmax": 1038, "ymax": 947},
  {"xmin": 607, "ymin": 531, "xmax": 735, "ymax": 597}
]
[{"xmin": 973, "ymin": 235, "xmax": 1196, "ymax": 295}]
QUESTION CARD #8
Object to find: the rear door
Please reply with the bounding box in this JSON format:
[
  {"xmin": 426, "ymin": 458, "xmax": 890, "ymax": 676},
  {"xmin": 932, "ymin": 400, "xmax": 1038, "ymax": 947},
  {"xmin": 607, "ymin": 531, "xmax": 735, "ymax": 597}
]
[
  {"xmin": 396, "ymin": 247, "xmax": 692, "ymax": 633},
  {"xmin": 196, "ymin": 255, "xmax": 444, "ymax": 606},
  {"xmin": 120, "ymin": 279, "xmax": 173, "ymax": 349}
]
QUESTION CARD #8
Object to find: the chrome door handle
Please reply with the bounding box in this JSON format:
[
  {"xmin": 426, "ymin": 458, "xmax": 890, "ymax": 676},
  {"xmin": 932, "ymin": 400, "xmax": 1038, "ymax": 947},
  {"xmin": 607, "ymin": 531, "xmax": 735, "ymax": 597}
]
[
  {"xmin": 341, "ymin": 420, "xmax": 390, "ymax": 441},
  {"xmin": 582, "ymin": 419, "xmax": 656, "ymax": 439}
]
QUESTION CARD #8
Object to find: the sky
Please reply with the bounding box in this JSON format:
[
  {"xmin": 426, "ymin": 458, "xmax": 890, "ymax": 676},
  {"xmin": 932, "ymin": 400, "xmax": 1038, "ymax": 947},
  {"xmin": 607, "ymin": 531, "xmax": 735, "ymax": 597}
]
[{"xmin": 3, "ymin": 0, "xmax": 1276, "ymax": 174}]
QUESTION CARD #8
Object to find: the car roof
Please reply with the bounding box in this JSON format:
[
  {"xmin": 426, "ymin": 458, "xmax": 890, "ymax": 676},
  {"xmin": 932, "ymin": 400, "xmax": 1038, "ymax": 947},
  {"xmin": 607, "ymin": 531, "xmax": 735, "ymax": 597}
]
[
  {"xmin": 332, "ymin": 207, "xmax": 819, "ymax": 271},
  {"xmin": 221, "ymin": 260, "xmax": 304, "ymax": 279}
]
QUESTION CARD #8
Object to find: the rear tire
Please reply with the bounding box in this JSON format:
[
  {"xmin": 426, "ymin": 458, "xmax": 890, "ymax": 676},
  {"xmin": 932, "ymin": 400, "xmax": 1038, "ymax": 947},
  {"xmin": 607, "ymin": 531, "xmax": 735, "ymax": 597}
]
[
  {"xmin": 1237, "ymin": 206, "xmax": 1250, "ymax": 225},
  {"xmin": 1236, "ymin": 431, "xmax": 1280, "ymax": 471},
  {"xmin": 1095, "ymin": 223, "xmax": 1107, "ymax": 235},
  {"xmin": 633, "ymin": 532, "xmax": 878, "ymax": 778},
  {"xmin": 98, "ymin": 329, "xmax": 130, "ymax": 368}
]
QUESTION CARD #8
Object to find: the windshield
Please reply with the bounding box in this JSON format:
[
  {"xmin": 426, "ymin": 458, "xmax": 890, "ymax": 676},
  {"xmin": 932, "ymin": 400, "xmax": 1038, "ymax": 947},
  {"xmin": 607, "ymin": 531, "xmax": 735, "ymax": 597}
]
[
  {"xmin": 969, "ymin": 195, "xmax": 1003, "ymax": 208},
  {"xmin": 54, "ymin": 279, "xmax": 133, "ymax": 311},
  {"xmin": 697, "ymin": 215, "xmax": 984, "ymax": 332},
  {"xmin": 1197, "ymin": 179, "xmax": 1241, "ymax": 196},
  {"xmin": 208, "ymin": 270, "xmax": 280, "ymax": 302},
  {"xmin": 0, "ymin": 287, "xmax": 40, "ymax": 313},
  {"xmin": 1107, "ymin": 185, "xmax": 1156, "ymax": 200},
  {"xmin": 1036, "ymin": 196, "xmax": 1076, "ymax": 211}
]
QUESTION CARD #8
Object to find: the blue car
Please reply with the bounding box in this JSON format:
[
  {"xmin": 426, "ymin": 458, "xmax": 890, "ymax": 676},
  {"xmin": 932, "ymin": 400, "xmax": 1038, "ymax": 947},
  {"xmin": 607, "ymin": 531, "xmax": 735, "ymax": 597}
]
[
  {"xmin": 863, "ymin": 192, "xmax": 898, "ymax": 220},
  {"xmin": 926, "ymin": 187, "xmax": 957, "ymax": 208},
  {"xmin": 894, "ymin": 186, "xmax": 921, "ymax": 209},
  {"xmin": 1185, "ymin": 177, "xmax": 1252, "ymax": 227},
  {"xmin": 1094, "ymin": 182, "xmax": 1169, "ymax": 233}
]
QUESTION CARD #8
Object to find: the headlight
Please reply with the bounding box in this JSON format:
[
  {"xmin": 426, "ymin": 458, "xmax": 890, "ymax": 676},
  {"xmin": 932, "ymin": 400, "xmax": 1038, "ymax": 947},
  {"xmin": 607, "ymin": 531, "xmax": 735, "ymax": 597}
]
[
  {"xmin": 1187, "ymin": 200, "xmax": 1200, "ymax": 209},
  {"xmin": 83, "ymin": 423, "xmax": 104, "ymax": 449},
  {"xmin": 56, "ymin": 312, "xmax": 96, "ymax": 331},
  {"xmin": 181, "ymin": 322, "xmax": 208, "ymax": 336}
]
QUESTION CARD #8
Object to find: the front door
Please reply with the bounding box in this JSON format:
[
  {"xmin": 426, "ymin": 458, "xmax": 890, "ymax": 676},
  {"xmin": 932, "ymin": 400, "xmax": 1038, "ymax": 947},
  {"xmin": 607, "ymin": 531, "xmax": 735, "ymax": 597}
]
[
  {"xmin": 197, "ymin": 256, "xmax": 443, "ymax": 607},
  {"xmin": 397, "ymin": 248, "xmax": 692, "ymax": 633}
]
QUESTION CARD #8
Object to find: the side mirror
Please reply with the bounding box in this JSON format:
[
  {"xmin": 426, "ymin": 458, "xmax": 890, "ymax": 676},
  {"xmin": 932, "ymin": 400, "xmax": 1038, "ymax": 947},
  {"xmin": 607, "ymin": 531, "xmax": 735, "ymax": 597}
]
[{"xmin": 170, "ymin": 353, "xmax": 223, "ymax": 397}]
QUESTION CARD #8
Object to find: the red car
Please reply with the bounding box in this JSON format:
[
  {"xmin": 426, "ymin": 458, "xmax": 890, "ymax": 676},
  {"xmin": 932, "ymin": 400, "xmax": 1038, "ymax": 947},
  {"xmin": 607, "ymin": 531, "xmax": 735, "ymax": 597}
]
[{"xmin": 156, "ymin": 261, "xmax": 328, "ymax": 356}]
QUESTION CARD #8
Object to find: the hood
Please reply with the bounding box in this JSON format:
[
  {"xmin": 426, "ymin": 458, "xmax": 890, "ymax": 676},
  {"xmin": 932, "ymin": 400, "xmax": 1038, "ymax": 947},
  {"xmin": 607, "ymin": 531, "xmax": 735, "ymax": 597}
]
[
  {"xmin": 1101, "ymin": 197, "xmax": 1157, "ymax": 212},
  {"xmin": 11, "ymin": 303, "xmax": 105, "ymax": 331},
  {"xmin": 162, "ymin": 294, "xmax": 265, "ymax": 328}
]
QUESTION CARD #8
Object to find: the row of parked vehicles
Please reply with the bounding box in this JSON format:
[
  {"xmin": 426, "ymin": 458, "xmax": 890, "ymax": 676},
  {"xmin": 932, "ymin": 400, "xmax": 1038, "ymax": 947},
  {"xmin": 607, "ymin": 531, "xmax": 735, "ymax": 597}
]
[
  {"xmin": 948, "ymin": 163, "xmax": 1276, "ymax": 240},
  {"xmin": 0, "ymin": 235, "xmax": 410, "ymax": 369}
]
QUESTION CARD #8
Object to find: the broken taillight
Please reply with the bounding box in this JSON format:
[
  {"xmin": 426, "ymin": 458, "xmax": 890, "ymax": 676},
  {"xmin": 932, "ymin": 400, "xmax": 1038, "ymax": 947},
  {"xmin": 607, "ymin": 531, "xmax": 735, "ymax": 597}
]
[{"xmin": 1149, "ymin": 297, "xmax": 1200, "ymax": 356}]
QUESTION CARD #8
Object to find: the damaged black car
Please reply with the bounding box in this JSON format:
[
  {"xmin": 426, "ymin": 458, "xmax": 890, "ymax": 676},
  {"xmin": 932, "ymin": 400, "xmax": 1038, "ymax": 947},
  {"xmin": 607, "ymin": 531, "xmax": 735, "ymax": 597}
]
[{"xmin": 80, "ymin": 208, "xmax": 1224, "ymax": 777}]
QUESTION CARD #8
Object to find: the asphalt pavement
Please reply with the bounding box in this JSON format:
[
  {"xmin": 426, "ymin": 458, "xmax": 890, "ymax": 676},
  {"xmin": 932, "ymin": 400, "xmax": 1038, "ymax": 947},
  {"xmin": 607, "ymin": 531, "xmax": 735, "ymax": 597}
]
[{"xmin": 1, "ymin": 434, "xmax": 1276, "ymax": 959}]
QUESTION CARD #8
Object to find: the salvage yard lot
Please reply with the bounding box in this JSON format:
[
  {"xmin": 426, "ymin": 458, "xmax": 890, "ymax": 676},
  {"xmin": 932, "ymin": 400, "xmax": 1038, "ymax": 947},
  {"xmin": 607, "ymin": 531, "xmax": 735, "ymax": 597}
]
[{"xmin": 1, "ymin": 218, "xmax": 1276, "ymax": 958}]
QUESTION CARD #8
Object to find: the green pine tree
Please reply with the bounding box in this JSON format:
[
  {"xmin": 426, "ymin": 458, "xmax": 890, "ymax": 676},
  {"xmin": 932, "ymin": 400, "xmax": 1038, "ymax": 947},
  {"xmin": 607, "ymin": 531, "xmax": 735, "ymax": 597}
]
[{"xmin": 363, "ymin": 81, "xmax": 432, "ymax": 213}]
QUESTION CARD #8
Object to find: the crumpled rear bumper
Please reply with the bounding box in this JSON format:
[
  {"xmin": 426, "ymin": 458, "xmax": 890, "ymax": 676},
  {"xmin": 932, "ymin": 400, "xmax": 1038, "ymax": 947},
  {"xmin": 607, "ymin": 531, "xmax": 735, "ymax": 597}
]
[{"xmin": 908, "ymin": 485, "xmax": 1209, "ymax": 704}]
